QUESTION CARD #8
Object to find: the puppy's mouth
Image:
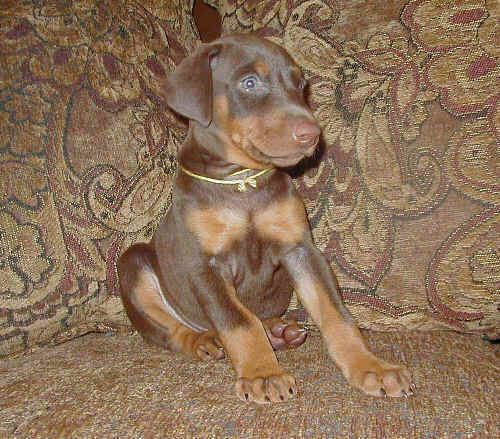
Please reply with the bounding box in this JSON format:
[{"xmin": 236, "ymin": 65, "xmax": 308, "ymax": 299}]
[{"xmin": 243, "ymin": 138, "xmax": 318, "ymax": 168}]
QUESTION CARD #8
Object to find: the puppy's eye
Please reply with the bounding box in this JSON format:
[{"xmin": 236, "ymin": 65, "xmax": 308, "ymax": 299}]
[{"xmin": 241, "ymin": 76, "xmax": 258, "ymax": 91}]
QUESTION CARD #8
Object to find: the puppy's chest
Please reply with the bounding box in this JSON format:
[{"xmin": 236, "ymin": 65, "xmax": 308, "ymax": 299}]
[{"xmin": 184, "ymin": 197, "xmax": 307, "ymax": 256}]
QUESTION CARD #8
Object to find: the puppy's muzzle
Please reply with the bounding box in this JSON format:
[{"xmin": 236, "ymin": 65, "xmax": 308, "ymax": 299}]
[{"xmin": 293, "ymin": 119, "xmax": 321, "ymax": 155}]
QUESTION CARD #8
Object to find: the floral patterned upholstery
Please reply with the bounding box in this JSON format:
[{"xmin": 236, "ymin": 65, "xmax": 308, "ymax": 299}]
[
  {"xmin": 0, "ymin": 0, "xmax": 498, "ymax": 358},
  {"xmin": 206, "ymin": 0, "xmax": 499, "ymax": 335},
  {"xmin": 0, "ymin": 0, "xmax": 198, "ymax": 357}
]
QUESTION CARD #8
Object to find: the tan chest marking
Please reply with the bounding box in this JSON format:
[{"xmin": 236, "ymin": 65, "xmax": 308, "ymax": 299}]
[
  {"xmin": 254, "ymin": 197, "xmax": 308, "ymax": 245},
  {"xmin": 185, "ymin": 207, "xmax": 248, "ymax": 255}
]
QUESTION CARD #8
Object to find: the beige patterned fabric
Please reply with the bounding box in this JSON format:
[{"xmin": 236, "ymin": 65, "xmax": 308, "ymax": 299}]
[
  {"xmin": 1, "ymin": 0, "xmax": 499, "ymax": 358},
  {"xmin": 0, "ymin": 0, "xmax": 199, "ymax": 357},
  {"xmin": 208, "ymin": 0, "xmax": 499, "ymax": 335}
]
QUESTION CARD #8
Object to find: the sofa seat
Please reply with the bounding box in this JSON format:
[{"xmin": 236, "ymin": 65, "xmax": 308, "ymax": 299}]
[{"xmin": 1, "ymin": 331, "xmax": 498, "ymax": 438}]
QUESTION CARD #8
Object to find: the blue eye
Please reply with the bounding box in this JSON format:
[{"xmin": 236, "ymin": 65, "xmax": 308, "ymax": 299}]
[{"xmin": 242, "ymin": 76, "xmax": 258, "ymax": 91}]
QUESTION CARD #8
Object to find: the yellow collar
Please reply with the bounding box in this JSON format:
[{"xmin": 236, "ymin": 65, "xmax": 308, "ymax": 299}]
[{"xmin": 180, "ymin": 166, "xmax": 273, "ymax": 192}]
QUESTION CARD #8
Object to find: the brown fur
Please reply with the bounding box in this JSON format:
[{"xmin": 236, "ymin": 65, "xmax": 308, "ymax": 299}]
[{"xmin": 118, "ymin": 34, "xmax": 413, "ymax": 404}]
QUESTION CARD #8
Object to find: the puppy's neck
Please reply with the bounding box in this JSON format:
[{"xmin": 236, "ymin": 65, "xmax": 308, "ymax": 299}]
[{"xmin": 178, "ymin": 123, "xmax": 264, "ymax": 180}]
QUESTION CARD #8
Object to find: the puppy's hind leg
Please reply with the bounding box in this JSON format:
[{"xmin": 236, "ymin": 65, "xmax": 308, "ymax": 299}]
[
  {"xmin": 262, "ymin": 317, "xmax": 307, "ymax": 350},
  {"xmin": 118, "ymin": 244, "xmax": 224, "ymax": 361}
]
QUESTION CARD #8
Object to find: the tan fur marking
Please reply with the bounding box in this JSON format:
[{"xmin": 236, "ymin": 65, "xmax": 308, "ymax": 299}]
[
  {"xmin": 254, "ymin": 60, "xmax": 270, "ymax": 78},
  {"xmin": 185, "ymin": 207, "xmax": 247, "ymax": 255},
  {"xmin": 225, "ymin": 142, "xmax": 267, "ymax": 169},
  {"xmin": 131, "ymin": 267, "xmax": 225, "ymax": 358},
  {"xmin": 293, "ymin": 272, "xmax": 412, "ymax": 396},
  {"xmin": 134, "ymin": 269, "xmax": 177, "ymax": 328},
  {"xmin": 218, "ymin": 287, "xmax": 294, "ymax": 402},
  {"xmin": 291, "ymin": 67, "xmax": 301, "ymax": 80},
  {"xmin": 213, "ymin": 96, "xmax": 267, "ymax": 169},
  {"xmin": 224, "ymin": 108, "xmax": 312, "ymax": 166},
  {"xmin": 132, "ymin": 268, "xmax": 201, "ymax": 353},
  {"xmin": 254, "ymin": 197, "xmax": 308, "ymax": 245},
  {"xmin": 293, "ymin": 275, "xmax": 371, "ymax": 377},
  {"xmin": 226, "ymin": 115, "xmax": 268, "ymax": 169},
  {"xmin": 214, "ymin": 95, "xmax": 229, "ymax": 121},
  {"xmin": 219, "ymin": 314, "xmax": 281, "ymax": 378}
]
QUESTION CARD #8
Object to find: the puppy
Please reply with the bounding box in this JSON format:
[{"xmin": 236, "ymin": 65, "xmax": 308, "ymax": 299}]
[{"xmin": 118, "ymin": 34, "xmax": 414, "ymax": 404}]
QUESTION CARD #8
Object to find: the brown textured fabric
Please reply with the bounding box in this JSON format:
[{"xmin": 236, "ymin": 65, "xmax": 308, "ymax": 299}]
[
  {"xmin": 0, "ymin": 0, "xmax": 199, "ymax": 357},
  {"xmin": 194, "ymin": 0, "xmax": 222, "ymax": 42},
  {"xmin": 207, "ymin": 0, "xmax": 500, "ymax": 335},
  {"xmin": 1, "ymin": 331, "xmax": 498, "ymax": 438}
]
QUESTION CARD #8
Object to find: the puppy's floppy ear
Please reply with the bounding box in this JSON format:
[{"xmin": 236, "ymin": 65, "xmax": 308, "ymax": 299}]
[{"xmin": 163, "ymin": 43, "xmax": 221, "ymax": 127}]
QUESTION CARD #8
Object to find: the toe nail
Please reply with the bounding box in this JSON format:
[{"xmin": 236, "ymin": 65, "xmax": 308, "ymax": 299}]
[{"xmin": 381, "ymin": 388, "xmax": 387, "ymax": 397}]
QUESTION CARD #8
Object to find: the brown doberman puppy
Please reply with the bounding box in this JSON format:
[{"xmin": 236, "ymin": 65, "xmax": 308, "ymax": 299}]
[{"xmin": 118, "ymin": 34, "xmax": 414, "ymax": 404}]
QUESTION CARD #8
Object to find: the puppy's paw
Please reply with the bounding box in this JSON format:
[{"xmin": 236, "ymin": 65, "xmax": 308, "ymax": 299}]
[
  {"xmin": 235, "ymin": 372, "xmax": 296, "ymax": 404},
  {"xmin": 263, "ymin": 318, "xmax": 307, "ymax": 350},
  {"xmin": 348, "ymin": 357, "xmax": 414, "ymax": 398},
  {"xmin": 193, "ymin": 331, "xmax": 225, "ymax": 361}
]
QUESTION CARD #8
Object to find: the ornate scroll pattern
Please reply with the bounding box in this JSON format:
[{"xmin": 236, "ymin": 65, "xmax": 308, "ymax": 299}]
[
  {"xmin": 213, "ymin": 0, "xmax": 499, "ymax": 333},
  {"xmin": 0, "ymin": 0, "xmax": 198, "ymax": 357}
]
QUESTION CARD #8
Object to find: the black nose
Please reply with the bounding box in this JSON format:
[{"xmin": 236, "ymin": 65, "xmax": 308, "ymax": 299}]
[{"xmin": 293, "ymin": 120, "xmax": 321, "ymax": 146}]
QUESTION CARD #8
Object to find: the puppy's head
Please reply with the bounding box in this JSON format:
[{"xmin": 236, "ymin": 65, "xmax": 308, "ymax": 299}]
[{"xmin": 163, "ymin": 34, "xmax": 320, "ymax": 169}]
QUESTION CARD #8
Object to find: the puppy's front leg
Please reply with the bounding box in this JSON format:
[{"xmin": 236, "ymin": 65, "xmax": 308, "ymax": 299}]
[
  {"xmin": 194, "ymin": 263, "xmax": 296, "ymax": 403},
  {"xmin": 282, "ymin": 244, "xmax": 414, "ymax": 397}
]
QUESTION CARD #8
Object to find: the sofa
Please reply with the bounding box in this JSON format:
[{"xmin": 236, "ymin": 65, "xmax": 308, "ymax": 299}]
[{"xmin": 1, "ymin": 1, "xmax": 498, "ymax": 437}]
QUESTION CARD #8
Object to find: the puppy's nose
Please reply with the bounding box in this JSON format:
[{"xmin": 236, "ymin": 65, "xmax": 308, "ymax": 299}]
[{"xmin": 293, "ymin": 120, "xmax": 321, "ymax": 146}]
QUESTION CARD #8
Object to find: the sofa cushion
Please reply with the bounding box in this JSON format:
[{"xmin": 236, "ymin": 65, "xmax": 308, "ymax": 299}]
[
  {"xmin": 0, "ymin": 0, "xmax": 200, "ymax": 357},
  {"xmin": 1, "ymin": 331, "xmax": 498, "ymax": 437},
  {"xmin": 205, "ymin": 0, "xmax": 500, "ymax": 335}
]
